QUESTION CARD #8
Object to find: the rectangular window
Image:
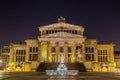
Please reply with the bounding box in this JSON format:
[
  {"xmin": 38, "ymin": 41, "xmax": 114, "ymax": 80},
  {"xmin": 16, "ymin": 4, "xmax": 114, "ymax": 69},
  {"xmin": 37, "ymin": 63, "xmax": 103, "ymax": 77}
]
[
  {"xmin": 92, "ymin": 54, "xmax": 94, "ymax": 61},
  {"xmin": 24, "ymin": 50, "xmax": 26, "ymax": 55},
  {"xmin": 33, "ymin": 47, "xmax": 35, "ymax": 52},
  {"xmin": 105, "ymin": 50, "xmax": 107, "ymax": 55},
  {"xmin": 30, "ymin": 47, "xmax": 32, "ymax": 52},
  {"xmin": 60, "ymin": 47, "xmax": 64, "ymax": 53},
  {"xmin": 17, "ymin": 56, "xmax": 19, "ymax": 62},
  {"xmin": 86, "ymin": 54, "xmax": 94, "ymax": 61},
  {"xmin": 105, "ymin": 56, "xmax": 108, "ymax": 62},
  {"xmin": 36, "ymin": 47, "xmax": 38, "ymax": 52},
  {"xmin": 46, "ymin": 30, "xmax": 48, "ymax": 34},
  {"xmin": 98, "ymin": 56, "xmax": 100, "ymax": 62},
  {"xmin": 72, "ymin": 30, "xmax": 74, "ymax": 34},
  {"xmin": 75, "ymin": 30, "xmax": 77, "ymax": 34},
  {"xmin": 16, "ymin": 50, "xmax": 18, "ymax": 55},
  {"xmin": 23, "ymin": 56, "xmax": 25, "ymax": 62},
  {"xmin": 68, "ymin": 47, "xmax": 71, "ymax": 53},
  {"xmin": 16, "ymin": 56, "xmax": 18, "ymax": 62},
  {"xmin": 33, "ymin": 54, "xmax": 38, "ymax": 61},
  {"xmin": 85, "ymin": 47, "xmax": 88, "ymax": 53},
  {"xmin": 86, "ymin": 54, "xmax": 91, "ymax": 60},
  {"xmin": 16, "ymin": 50, "xmax": 26, "ymax": 55},
  {"xmin": 30, "ymin": 47, "xmax": 38, "ymax": 52},
  {"xmin": 98, "ymin": 50, "xmax": 101, "ymax": 55},
  {"xmin": 52, "ymin": 47, "xmax": 56, "ymax": 52},
  {"xmin": 85, "ymin": 47, "xmax": 87, "ymax": 53},
  {"xmin": 91, "ymin": 47, "xmax": 94, "ymax": 52},
  {"xmin": 29, "ymin": 54, "xmax": 38, "ymax": 61}
]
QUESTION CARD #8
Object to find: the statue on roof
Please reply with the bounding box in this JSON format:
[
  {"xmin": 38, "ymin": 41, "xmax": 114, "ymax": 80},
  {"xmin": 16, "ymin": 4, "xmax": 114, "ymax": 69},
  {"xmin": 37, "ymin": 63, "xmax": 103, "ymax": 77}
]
[{"xmin": 58, "ymin": 16, "xmax": 66, "ymax": 23}]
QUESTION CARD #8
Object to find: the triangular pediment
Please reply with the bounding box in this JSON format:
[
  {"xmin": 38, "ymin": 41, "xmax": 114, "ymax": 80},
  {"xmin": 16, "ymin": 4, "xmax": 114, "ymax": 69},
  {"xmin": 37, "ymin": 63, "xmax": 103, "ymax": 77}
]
[
  {"xmin": 39, "ymin": 22, "xmax": 84, "ymax": 30},
  {"xmin": 41, "ymin": 32, "xmax": 83, "ymax": 38}
]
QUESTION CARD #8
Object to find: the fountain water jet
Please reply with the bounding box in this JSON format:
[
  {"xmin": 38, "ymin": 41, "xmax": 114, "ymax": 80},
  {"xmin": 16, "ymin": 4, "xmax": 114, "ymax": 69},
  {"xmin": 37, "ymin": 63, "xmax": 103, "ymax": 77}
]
[{"xmin": 46, "ymin": 54, "xmax": 79, "ymax": 75}]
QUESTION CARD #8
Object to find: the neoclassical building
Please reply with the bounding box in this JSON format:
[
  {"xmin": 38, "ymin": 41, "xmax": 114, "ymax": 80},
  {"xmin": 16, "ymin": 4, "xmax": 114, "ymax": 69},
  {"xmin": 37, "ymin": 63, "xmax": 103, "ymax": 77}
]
[{"xmin": 0, "ymin": 17, "xmax": 115, "ymax": 72}]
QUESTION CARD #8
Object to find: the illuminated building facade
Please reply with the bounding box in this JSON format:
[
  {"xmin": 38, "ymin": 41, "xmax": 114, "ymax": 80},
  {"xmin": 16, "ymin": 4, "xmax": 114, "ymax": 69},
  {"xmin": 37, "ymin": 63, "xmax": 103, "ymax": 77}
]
[
  {"xmin": 0, "ymin": 46, "xmax": 10, "ymax": 62},
  {"xmin": 0, "ymin": 17, "xmax": 115, "ymax": 72},
  {"xmin": 0, "ymin": 46, "xmax": 9, "ymax": 70},
  {"xmin": 114, "ymin": 51, "xmax": 120, "ymax": 71}
]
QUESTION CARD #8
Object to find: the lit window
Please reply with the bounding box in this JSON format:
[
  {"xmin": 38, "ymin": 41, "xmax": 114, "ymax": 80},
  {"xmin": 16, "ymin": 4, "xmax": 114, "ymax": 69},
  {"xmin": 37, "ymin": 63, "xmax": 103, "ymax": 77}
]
[
  {"xmin": 30, "ymin": 47, "xmax": 32, "ymax": 52},
  {"xmin": 60, "ymin": 47, "xmax": 64, "ymax": 53},
  {"xmin": 29, "ymin": 47, "xmax": 38, "ymax": 52},
  {"xmin": 52, "ymin": 47, "xmax": 56, "ymax": 52},
  {"xmin": 68, "ymin": 47, "xmax": 71, "ymax": 53},
  {"xmin": 86, "ymin": 54, "xmax": 94, "ymax": 61},
  {"xmin": 29, "ymin": 54, "xmax": 38, "ymax": 61},
  {"xmin": 46, "ymin": 30, "xmax": 48, "ymax": 34},
  {"xmin": 75, "ymin": 30, "xmax": 77, "ymax": 34}
]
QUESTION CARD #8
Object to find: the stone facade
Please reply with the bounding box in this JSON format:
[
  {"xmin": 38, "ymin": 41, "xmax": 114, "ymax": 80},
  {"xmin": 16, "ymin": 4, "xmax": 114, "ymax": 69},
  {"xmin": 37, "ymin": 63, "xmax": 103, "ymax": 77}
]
[
  {"xmin": 114, "ymin": 51, "xmax": 120, "ymax": 71},
  {"xmin": 0, "ymin": 17, "xmax": 115, "ymax": 72}
]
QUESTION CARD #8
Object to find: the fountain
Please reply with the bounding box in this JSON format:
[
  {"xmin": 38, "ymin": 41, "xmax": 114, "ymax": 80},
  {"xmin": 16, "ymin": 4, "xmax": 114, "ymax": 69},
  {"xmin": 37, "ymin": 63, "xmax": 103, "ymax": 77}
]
[
  {"xmin": 37, "ymin": 54, "xmax": 87, "ymax": 75},
  {"xmin": 56, "ymin": 54, "xmax": 68, "ymax": 75},
  {"xmin": 46, "ymin": 54, "xmax": 79, "ymax": 75}
]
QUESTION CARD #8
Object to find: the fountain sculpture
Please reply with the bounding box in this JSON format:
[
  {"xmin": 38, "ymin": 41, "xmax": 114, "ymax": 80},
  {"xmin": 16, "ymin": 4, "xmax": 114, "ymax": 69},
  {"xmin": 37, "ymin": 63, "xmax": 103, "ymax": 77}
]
[{"xmin": 46, "ymin": 54, "xmax": 78, "ymax": 75}]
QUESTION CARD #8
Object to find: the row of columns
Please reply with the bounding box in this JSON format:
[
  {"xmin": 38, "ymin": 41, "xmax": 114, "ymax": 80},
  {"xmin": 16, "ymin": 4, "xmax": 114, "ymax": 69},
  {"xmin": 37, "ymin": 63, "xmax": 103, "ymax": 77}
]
[
  {"xmin": 40, "ymin": 30, "xmax": 83, "ymax": 35},
  {"xmin": 39, "ymin": 41, "xmax": 85, "ymax": 63}
]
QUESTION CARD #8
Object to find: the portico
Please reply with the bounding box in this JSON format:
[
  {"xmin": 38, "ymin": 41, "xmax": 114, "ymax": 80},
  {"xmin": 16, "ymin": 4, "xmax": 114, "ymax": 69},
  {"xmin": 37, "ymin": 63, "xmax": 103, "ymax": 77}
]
[{"xmin": 37, "ymin": 17, "xmax": 86, "ymax": 63}]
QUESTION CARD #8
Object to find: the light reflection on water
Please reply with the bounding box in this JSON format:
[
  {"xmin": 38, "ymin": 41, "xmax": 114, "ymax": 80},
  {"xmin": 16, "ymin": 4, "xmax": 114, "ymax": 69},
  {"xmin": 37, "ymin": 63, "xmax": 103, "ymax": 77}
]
[{"xmin": 0, "ymin": 71, "xmax": 120, "ymax": 80}]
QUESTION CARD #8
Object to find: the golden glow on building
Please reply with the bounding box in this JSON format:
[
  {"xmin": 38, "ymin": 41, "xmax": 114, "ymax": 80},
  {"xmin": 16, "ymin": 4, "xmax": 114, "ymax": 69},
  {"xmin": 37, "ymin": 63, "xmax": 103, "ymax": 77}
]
[
  {"xmin": 0, "ymin": 17, "xmax": 115, "ymax": 72},
  {"xmin": 41, "ymin": 44, "xmax": 47, "ymax": 62}
]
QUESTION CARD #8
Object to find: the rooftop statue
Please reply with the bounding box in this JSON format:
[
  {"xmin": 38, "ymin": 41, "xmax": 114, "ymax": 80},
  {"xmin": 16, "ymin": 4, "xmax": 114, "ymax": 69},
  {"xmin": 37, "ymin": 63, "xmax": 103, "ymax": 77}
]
[{"xmin": 58, "ymin": 16, "xmax": 66, "ymax": 23}]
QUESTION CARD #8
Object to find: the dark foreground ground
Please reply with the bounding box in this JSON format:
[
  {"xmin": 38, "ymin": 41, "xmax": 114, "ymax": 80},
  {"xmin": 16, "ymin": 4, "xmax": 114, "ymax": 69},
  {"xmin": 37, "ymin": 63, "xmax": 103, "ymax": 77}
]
[{"xmin": 0, "ymin": 71, "xmax": 120, "ymax": 80}]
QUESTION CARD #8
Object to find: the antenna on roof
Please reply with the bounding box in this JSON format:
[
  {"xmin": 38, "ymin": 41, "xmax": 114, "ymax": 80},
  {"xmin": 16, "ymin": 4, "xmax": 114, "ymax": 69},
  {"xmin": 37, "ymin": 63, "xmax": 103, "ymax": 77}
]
[{"xmin": 58, "ymin": 16, "xmax": 66, "ymax": 23}]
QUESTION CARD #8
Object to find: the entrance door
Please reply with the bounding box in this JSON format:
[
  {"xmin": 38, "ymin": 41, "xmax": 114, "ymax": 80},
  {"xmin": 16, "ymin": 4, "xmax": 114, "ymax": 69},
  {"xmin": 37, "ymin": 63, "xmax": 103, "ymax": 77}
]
[
  {"xmin": 52, "ymin": 54, "xmax": 56, "ymax": 63},
  {"xmin": 68, "ymin": 54, "xmax": 71, "ymax": 63}
]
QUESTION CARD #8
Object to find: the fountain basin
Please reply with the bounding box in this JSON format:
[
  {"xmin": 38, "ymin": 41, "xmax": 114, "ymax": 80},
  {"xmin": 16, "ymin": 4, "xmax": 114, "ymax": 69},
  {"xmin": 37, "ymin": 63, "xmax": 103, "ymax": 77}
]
[{"xmin": 37, "ymin": 63, "xmax": 87, "ymax": 73}]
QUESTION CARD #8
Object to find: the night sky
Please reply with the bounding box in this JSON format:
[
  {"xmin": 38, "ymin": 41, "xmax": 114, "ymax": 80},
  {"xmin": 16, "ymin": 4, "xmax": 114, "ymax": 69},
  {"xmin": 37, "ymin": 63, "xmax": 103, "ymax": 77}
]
[{"xmin": 0, "ymin": 0, "xmax": 120, "ymax": 51}]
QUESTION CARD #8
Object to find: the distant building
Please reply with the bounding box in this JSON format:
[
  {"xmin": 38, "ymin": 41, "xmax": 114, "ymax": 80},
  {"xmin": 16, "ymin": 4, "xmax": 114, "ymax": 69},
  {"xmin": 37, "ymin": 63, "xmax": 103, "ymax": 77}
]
[
  {"xmin": 0, "ymin": 17, "xmax": 115, "ymax": 72},
  {"xmin": 114, "ymin": 51, "xmax": 120, "ymax": 71},
  {"xmin": 0, "ymin": 46, "xmax": 10, "ymax": 70}
]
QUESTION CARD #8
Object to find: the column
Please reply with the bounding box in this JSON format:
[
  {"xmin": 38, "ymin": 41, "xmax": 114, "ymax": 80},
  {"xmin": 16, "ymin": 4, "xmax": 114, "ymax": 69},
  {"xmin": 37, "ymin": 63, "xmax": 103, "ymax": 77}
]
[
  {"xmin": 56, "ymin": 42, "xmax": 59, "ymax": 62},
  {"xmin": 25, "ymin": 45, "xmax": 29, "ymax": 62},
  {"xmin": 47, "ymin": 42, "xmax": 50, "ymax": 62},
  {"xmin": 64, "ymin": 42, "xmax": 68, "ymax": 63},
  {"xmin": 94, "ymin": 47, "xmax": 97, "ymax": 62},
  {"xmin": 73, "ymin": 44, "xmax": 76, "ymax": 63},
  {"xmin": 81, "ymin": 44, "xmax": 85, "ymax": 62},
  {"xmin": 14, "ymin": 51, "xmax": 16, "ymax": 63},
  {"xmin": 38, "ymin": 42, "xmax": 41, "ymax": 62}
]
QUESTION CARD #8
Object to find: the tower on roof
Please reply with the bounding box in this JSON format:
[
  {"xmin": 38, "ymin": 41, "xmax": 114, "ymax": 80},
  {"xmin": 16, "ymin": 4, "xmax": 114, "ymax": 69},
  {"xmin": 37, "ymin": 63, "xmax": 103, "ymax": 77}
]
[{"xmin": 58, "ymin": 16, "xmax": 66, "ymax": 23}]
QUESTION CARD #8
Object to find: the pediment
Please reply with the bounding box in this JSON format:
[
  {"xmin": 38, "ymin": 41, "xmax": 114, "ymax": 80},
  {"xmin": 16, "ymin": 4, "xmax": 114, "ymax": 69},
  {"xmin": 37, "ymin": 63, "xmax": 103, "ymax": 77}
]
[{"xmin": 39, "ymin": 22, "xmax": 84, "ymax": 31}]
